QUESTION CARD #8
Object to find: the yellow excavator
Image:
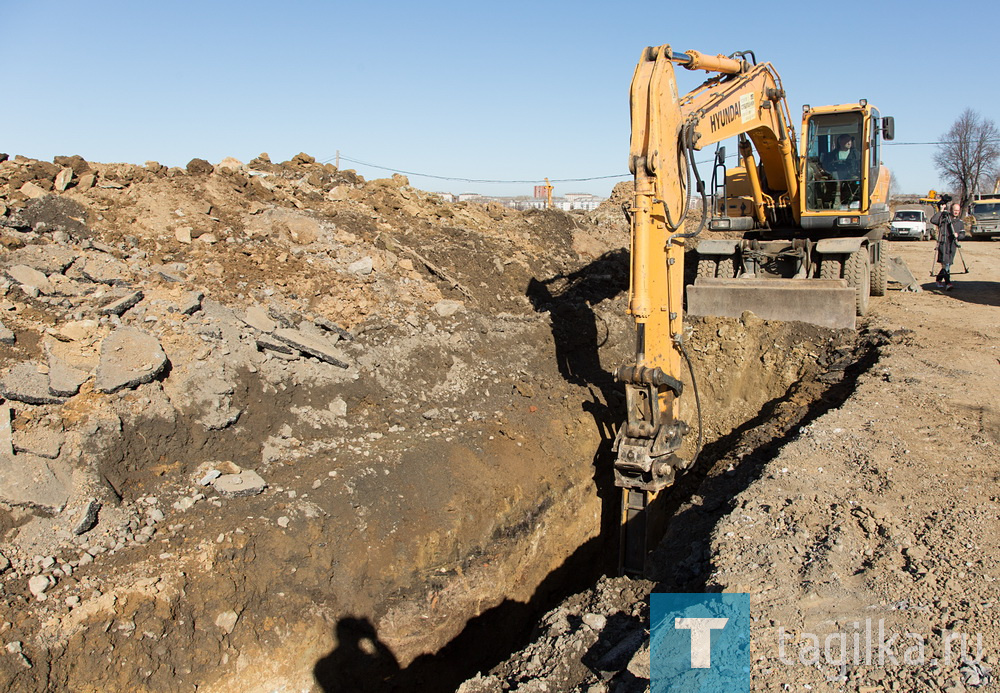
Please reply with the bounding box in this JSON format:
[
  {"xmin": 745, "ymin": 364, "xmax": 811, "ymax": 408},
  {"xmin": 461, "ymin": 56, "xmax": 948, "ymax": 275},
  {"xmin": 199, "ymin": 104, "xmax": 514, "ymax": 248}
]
[{"xmin": 616, "ymin": 45, "xmax": 894, "ymax": 575}]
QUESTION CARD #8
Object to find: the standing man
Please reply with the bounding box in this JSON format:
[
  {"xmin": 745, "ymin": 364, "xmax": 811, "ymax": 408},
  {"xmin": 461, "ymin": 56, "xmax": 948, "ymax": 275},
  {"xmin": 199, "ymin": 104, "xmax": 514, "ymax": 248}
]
[{"xmin": 931, "ymin": 201, "xmax": 965, "ymax": 289}]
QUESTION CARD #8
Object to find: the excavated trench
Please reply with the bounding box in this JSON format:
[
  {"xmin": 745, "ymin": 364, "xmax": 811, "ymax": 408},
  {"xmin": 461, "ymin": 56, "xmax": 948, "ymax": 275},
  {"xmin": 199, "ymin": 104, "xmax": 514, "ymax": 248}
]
[{"xmin": 1, "ymin": 302, "xmax": 887, "ymax": 692}]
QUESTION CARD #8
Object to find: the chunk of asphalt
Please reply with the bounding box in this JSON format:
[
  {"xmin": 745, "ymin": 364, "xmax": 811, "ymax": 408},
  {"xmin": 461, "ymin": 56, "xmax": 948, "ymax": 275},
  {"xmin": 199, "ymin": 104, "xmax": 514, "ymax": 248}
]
[
  {"xmin": 240, "ymin": 305, "xmax": 277, "ymax": 333},
  {"xmin": 94, "ymin": 327, "xmax": 169, "ymax": 394},
  {"xmin": 0, "ymin": 363, "xmax": 66, "ymax": 405},
  {"xmin": 212, "ymin": 470, "xmax": 267, "ymax": 498},
  {"xmin": 0, "ymin": 320, "xmax": 14, "ymax": 346},
  {"xmin": 46, "ymin": 352, "xmax": 89, "ymax": 398},
  {"xmin": 72, "ymin": 499, "xmax": 102, "ymax": 535},
  {"xmin": 272, "ymin": 328, "xmax": 349, "ymax": 368},
  {"xmin": 99, "ymin": 290, "xmax": 144, "ymax": 316}
]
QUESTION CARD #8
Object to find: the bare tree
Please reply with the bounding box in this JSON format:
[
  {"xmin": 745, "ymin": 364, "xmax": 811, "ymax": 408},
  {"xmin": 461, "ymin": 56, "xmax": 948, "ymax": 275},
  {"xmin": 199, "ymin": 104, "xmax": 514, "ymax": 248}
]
[{"xmin": 934, "ymin": 108, "xmax": 1000, "ymax": 209}]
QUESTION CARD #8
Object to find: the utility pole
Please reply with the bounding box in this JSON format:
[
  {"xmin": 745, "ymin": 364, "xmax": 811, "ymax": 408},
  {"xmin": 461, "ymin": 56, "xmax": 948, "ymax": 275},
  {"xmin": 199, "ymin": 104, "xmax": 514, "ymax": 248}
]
[{"xmin": 335, "ymin": 150, "xmax": 340, "ymax": 169}]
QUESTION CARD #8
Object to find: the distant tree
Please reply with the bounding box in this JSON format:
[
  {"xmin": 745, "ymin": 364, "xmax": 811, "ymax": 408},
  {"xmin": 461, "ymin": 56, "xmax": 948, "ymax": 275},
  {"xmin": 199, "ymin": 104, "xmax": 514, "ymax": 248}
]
[{"xmin": 934, "ymin": 109, "xmax": 1000, "ymax": 210}]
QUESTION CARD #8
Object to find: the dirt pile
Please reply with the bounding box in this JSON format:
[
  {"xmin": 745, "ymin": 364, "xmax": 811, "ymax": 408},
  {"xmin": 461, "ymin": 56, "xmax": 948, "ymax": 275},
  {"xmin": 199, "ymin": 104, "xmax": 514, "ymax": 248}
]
[{"xmin": 0, "ymin": 151, "xmax": 643, "ymax": 690}]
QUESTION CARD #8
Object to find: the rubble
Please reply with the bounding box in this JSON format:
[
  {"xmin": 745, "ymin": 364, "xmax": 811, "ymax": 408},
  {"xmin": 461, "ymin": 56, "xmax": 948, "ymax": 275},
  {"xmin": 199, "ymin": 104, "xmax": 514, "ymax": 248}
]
[{"xmin": 94, "ymin": 327, "xmax": 168, "ymax": 393}]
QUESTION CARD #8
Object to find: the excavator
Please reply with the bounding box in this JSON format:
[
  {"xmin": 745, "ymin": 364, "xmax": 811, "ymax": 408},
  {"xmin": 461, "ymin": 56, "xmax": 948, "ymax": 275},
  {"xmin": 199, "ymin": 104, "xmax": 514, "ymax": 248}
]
[{"xmin": 616, "ymin": 45, "xmax": 894, "ymax": 575}]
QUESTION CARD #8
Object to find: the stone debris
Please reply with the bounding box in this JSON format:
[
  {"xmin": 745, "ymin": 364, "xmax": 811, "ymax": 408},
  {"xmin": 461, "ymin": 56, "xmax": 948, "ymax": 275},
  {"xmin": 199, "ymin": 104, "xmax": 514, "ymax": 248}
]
[
  {"xmin": 94, "ymin": 327, "xmax": 169, "ymax": 394},
  {"xmin": 215, "ymin": 610, "xmax": 239, "ymax": 634},
  {"xmin": 72, "ymin": 499, "xmax": 101, "ymax": 536},
  {"xmin": 53, "ymin": 167, "xmax": 73, "ymax": 192},
  {"xmin": 78, "ymin": 255, "xmax": 130, "ymax": 285},
  {"xmin": 0, "ymin": 321, "xmax": 13, "ymax": 345},
  {"xmin": 99, "ymin": 290, "xmax": 144, "ymax": 316},
  {"xmin": 177, "ymin": 290, "xmax": 204, "ymax": 315},
  {"xmin": 272, "ymin": 328, "xmax": 350, "ymax": 368},
  {"xmin": 46, "ymin": 351, "xmax": 90, "ymax": 398},
  {"xmin": 12, "ymin": 427, "xmax": 63, "ymax": 459},
  {"xmin": 0, "ymin": 403, "xmax": 11, "ymax": 457},
  {"xmin": 313, "ymin": 316, "xmax": 354, "ymax": 341},
  {"xmin": 0, "ymin": 452, "xmax": 69, "ymax": 511},
  {"xmin": 27, "ymin": 575, "xmax": 53, "ymax": 600},
  {"xmin": 240, "ymin": 305, "xmax": 277, "ymax": 333},
  {"xmin": 198, "ymin": 469, "xmax": 222, "ymax": 486},
  {"xmin": 5, "ymin": 265, "xmax": 54, "ymax": 295},
  {"xmin": 256, "ymin": 335, "xmax": 297, "ymax": 356},
  {"xmin": 212, "ymin": 470, "xmax": 267, "ymax": 498},
  {"xmin": 0, "ymin": 363, "xmax": 66, "ymax": 405}
]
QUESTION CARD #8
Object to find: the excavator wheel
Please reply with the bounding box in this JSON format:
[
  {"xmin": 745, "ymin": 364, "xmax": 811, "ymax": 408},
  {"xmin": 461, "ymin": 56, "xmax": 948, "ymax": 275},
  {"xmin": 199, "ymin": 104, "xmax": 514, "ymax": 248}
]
[
  {"xmin": 870, "ymin": 240, "xmax": 888, "ymax": 296},
  {"xmin": 845, "ymin": 248, "xmax": 871, "ymax": 316},
  {"xmin": 717, "ymin": 256, "xmax": 736, "ymax": 279},
  {"xmin": 696, "ymin": 258, "xmax": 717, "ymax": 278},
  {"xmin": 819, "ymin": 255, "xmax": 844, "ymax": 280}
]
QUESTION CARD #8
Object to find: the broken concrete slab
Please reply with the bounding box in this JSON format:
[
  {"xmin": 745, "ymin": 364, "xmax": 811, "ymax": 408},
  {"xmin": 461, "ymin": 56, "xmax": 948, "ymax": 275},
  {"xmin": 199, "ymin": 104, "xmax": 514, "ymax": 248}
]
[
  {"xmin": 19, "ymin": 182, "xmax": 47, "ymax": 199},
  {"xmin": 0, "ymin": 452, "xmax": 69, "ymax": 511},
  {"xmin": 0, "ymin": 403, "xmax": 11, "ymax": 457},
  {"xmin": 95, "ymin": 327, "xmax": 169, "ymax": 394},
  {"xmin": 5, "ymin": 265, "xmax": 54, "ymax": 295},
  {"xmin": 0, "ymin": 320, "xmax": 14, "ymax": 346},
  {"xmin": 256, "ymin": 335, "xmax": 297, "ymax": 356},
  {"xmin": 177, "ymin": 290, "xmax": 204, "ymax": 315},
  {"xmin": 272, "ymin": 328, "xmax": 350, "ymax": 368},
  {"xmin": 0, "ymin": 363, "xmax": 65, "ymax": 405},
  {"xmin": 13, "ymin": 427, "xmax": 64, "ymax": 459},
  {"xmin": 3, "ymin": 245, "xmax": 79, "ymax": 274},
  {"xmin": 46, "ymin": 351, "xmax": 89, "ymax": 398},
  {"xmin": 78, "ymin": 255, "xmax": 131, "ymax": 285},
  {"xmin": 57, "ymin": 319, "xmax": 100, "ymax": 342},
  {"xmin": 314, "ymin": 316, "xmax": 354, "ymax": 341},
  {"xmin": 240, "ymin": 305, "xmax": 277, "ymax": 333},
  {"xmin": 99, "ymin": 290, "xmax": 143, "ymax": 316},
  {"xmin": 212, "ymin": 470, "xmax": 267, "ymax": 498}
]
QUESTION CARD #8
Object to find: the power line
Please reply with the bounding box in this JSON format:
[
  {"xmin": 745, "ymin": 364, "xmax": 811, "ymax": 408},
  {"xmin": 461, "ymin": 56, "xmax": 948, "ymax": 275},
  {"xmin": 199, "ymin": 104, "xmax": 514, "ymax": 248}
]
[{"xmin": 322, "ymin": 153, "xmax": 629, "ymax": 185}]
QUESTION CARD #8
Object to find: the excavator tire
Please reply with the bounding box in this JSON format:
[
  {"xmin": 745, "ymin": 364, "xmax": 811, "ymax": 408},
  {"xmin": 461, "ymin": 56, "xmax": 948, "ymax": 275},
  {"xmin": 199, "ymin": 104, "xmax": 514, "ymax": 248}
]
[
  {"xmin": 819, "ymin": 255, "xmax": 844, "ymax": 280},
  {"xmin": 717, "ymin": 256, "xmax": 736, "ymax": 279},
  {"xmin": 696, "ymin": 257, "xmax": 717, "ymax": 278},
  {"xmin": 870, "ymin": 240, "xmax": 888, "ymax": 296},
  {"xmin": 845, "ymin": 248, "xmax": 871, "ymax": 316}
]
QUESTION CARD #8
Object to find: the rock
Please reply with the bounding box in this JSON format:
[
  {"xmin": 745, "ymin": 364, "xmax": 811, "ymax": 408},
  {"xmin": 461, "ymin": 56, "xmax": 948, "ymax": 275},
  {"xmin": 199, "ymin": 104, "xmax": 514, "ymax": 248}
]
[
  {"xmin": 99, "ymin": 290, "xmax": 144, "ymax": 316},
  {"xmin": 348, "ymin": 257, "xmax": 374, "ymax": 275},
  {"xmin": 175, "ymin": 227, "xmax": 192, "ymax": 244},
  {"xmin": 95, "ymin": 327, "xmax": 169, "ymax": 394},
  {"xmin": 277, "ymin": 516, "xmax": 290, "ymax": 528},
  {"xmin": 76, "ymin": 173, "xmax": 95, "ymax": 191},
  {"xmin": 13, "ymin": 427, "xmax": 64, "ymax": 459},
  {"xmin": 582, "ymin": 613, "xmax": 607, "ymax": 631},
  {"xmin": 198, "ymin": 469, "xmax": 222, "ymax": 486},
  {"xmin": 177, "ymin": 290, "xmax": 204, "ymax": 315},
  {"xmin": 5, "ymin": 265, "xmax": 54, "ymax": 295},
  {"xmin": 215, "ymin": 610, "xmax": 239, "ymax": 634},
  {"xmin": 53, "ymin": 168, "xmax": 73, "ymax": 192},
  {"xmin": 28, "ymin": 575, "xmax": 52, "ymax": 600},
  {"xmin": 0, "ymin": 320, "xmax": 13, "ymax": 346},
  {"xmin": 72, "ymin": 499, "xmax": 101, "ymax": 535},
  {"xmin": 213, "ymin": 470, "xmax": 267, "ymax": 498},
  {"xmin": 53, "ymin": 155, "xmax": 91, "ymax": 176},
  {"xmin": 79, "ymin": 255, "xmax": 130, "ymax": 285},
  {"xmin": 433, "ymin": 300, "xmax": 464, "ymax": 317},
  {"xmin": 240, "ymin": 306, "xmax": 277, "ymax": 333},
  {"xmin": 1, "ymin": 362, "xmax": 65, "ymax": 405},
  {"xmin": 272, "ymin": 328, "xmax": 350, "ymax": 368},
  {"xmin": 256, "ymin": 335, "xmax": 297, "ymax": 356},
  {"xmin": 47, "ymin": 350, "xmax": 90, "ymax": 397},
  {"xmin": 313, "ymin": 317, "xmax": 353, "ymax": 341},
  {"xmin": 282, "ymin": 217, "xmax": 320, "ymax": 244},
  {"xmin": 291, "ymin": 152, "xmax": 316, "ymax": 165},
  {"xmin": 198, "ymin": 233, "xmax": 218, "ymax": 245},
  {"xmin": 0, "ymin": 552, "xmax": 9, "ymax": 573},
  {"xmin": 57, "ymin": 319, "xmax": 99, "ymax": 342},
  {"xmin": 0, "ymin": 452, "xmax": 69, "ymax": 510},
  {"xmin": 19, "ymin": 182, "xmax": 47, "ymax": 199},
  {"xmin": 214, "ymin": 157, "xmax": 244, "ymax": 173},
  {"xmin": 5, "ymin": 244, "xmax": 79, "ymax": 274},
  {"xmin": 186, "ymin": 158, "xmax": 214, "ymax": 175},
  {"xmin": 0, "ymin": 403, "xmax": 11, "ymax": 457}
]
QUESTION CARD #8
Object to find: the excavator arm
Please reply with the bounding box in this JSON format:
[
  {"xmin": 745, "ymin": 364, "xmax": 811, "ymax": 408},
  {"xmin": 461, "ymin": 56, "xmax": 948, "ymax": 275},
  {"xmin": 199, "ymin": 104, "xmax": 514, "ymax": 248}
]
[{"xmin": 617, "ymin": 45, "xmax": 800, "ymax": 575}]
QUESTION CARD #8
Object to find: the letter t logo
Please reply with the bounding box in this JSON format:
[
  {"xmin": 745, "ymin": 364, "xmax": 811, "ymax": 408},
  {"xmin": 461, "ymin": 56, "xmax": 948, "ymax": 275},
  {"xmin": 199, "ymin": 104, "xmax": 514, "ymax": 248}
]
[{"xmin": 675, "ymin": 618, "xmax": 729, "ymax": 668}]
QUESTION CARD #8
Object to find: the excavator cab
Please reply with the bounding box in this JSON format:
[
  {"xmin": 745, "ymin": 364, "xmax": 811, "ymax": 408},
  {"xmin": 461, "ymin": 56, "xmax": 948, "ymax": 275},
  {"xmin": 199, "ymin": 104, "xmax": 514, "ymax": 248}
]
[{"xmin": 805, "ymin": 113, "xmax": 864, "ymax": 211}]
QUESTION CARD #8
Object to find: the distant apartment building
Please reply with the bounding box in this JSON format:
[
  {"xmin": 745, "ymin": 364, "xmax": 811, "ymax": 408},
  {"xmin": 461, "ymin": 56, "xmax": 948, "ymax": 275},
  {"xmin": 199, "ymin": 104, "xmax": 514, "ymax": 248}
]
[{"xmin": 433, "ymin": 191, "xmax": 606, "ymax": 211}]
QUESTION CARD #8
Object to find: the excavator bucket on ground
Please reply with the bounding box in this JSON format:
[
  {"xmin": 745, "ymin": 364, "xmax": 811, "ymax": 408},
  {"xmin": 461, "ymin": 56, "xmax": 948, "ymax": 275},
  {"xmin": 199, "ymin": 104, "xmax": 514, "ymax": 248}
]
[{"xmin": 687, "ymin": 278, "xmax": 857, "ymax": 329}]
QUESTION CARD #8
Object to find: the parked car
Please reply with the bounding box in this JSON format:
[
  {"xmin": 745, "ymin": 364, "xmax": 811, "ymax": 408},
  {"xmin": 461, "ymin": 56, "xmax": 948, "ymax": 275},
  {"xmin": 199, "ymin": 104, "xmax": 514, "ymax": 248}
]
[{"xmin": 888, "ymin": 209, "xmax": 931, "ymax": 240}]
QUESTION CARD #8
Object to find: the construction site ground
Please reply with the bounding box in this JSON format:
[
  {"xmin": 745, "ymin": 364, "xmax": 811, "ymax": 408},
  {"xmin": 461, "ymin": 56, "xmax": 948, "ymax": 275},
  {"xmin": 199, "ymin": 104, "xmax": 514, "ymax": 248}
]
[{"xmin": 0, "ymin": 155, "xmax": 998, "ymax": 692}]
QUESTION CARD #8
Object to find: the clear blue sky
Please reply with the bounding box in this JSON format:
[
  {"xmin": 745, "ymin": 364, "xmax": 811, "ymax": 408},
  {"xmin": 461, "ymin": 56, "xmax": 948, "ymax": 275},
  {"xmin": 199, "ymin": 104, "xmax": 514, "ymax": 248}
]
[{"xmin": 1, "ymin": 1, "xmax": 994, "ymax": 198}]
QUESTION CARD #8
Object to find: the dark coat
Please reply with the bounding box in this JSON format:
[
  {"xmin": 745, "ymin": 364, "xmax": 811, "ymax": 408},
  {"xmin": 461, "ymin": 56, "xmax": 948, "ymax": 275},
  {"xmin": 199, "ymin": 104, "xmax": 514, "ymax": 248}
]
[{"xmin": 931, "ymin": 211, "xmax": 965, "ymax": 266}]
